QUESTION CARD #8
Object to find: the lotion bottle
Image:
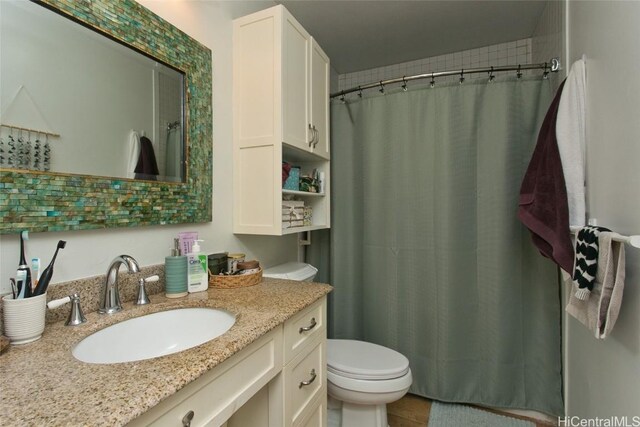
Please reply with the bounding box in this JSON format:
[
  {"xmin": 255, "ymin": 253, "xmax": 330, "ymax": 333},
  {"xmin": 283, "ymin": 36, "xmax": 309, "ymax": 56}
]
[{"xmin": 187, "ymin": 239, "xmax": 208, "ymax": 293}]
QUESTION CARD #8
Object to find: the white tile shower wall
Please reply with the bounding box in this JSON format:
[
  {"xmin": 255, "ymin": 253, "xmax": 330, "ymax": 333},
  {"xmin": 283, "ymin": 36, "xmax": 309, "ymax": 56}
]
[
  {"xmin": 338, "ymin": 38, "xmax": 532, "ymax": 92},
  {"xmin": 532, "ymin": 0, "xmax": 566, "ymax": 68},
  {"xmin": 531, "ymin": 0, "xmax": 566, "ymax": 90},
  {"xmin": 156, "ymin": 72, "xmax": 182, "ymax": 177}
]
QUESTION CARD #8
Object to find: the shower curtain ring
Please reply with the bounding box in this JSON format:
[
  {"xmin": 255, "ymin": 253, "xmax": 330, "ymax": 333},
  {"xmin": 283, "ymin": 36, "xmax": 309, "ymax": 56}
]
[
  {"xmin": 430, "ymin": 73, "xmax": 435, "ymax": 88},
  {"xmin": 543, "ymin": 62, "xmax": 550, "ymax": 79},
  {"xmin": 378, "ymin": 81, "xmax": 385, "ymax": 94},
  {"xmin": 517, "ymin": 64, "xmax": 523, "ymax": 79},
  {"xmin": 401, "ymin": 77, "xmax": 408, "ymax": 92},
  {"xmin": 339, "ymin": 92, "xmax": 346, "ymax": 103},
  {"xmin": 488, "ymin": 66, "xmax": 495, "ymax": 82},
  {"xmin": 459, "ymin": 70, "xmax": 465, "ymax": 85},
  {"xmin": 358, "ymin": 86, "xmax": 363, "ymax": 98}
]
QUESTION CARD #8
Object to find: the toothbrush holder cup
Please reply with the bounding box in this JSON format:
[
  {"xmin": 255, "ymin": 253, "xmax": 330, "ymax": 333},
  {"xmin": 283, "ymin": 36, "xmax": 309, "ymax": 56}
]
[{"xmin": 2, "ymin": 293, "xmax": 47, "ymax": 345}]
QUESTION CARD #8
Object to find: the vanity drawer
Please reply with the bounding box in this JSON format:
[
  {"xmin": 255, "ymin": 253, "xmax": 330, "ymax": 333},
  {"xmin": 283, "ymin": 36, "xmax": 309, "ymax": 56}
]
[
  {"xmin": 284, "ymin": 298, "xmax": 326, "ymax": 363},
  {"xmin": 296, "ymin": 395, "xmax": 326, "ymax": 427},
  {"xmin": 130, "ymin": 326, "xmax": 283, "ymax": 427},
  {"xmin": 284, "ymin": 339, "xmax": 326, "ymax": 426}
]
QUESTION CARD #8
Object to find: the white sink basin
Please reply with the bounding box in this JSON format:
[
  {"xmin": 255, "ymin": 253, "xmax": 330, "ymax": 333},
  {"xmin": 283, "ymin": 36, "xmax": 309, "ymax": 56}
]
[{"xmin": 73, "ymin": 308, "xmax": 236, "ymax": 364}]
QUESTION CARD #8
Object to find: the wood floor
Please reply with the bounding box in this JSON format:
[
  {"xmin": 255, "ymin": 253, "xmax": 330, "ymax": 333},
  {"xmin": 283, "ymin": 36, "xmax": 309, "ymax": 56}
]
[{"xmin": 387, "ymin": 394, "xmax": 554, "ymax": 427}]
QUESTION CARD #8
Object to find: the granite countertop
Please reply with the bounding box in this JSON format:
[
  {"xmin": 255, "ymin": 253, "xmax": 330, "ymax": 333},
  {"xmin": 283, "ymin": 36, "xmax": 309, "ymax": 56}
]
[{"xmin": 0, "ymin": 278, "xmax": 332, "ymax": 426}]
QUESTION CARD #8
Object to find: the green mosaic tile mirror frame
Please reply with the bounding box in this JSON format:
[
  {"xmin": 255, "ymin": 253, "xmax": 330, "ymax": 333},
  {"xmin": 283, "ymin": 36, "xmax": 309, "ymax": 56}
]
[{"xmin": 0, "ymin": 0, "xmax": 212, "ymax": 234}]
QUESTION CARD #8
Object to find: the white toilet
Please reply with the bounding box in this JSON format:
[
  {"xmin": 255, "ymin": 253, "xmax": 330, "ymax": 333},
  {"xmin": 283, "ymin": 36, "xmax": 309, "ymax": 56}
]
[{"xmin": 263, "ymin": 262, "xmax": 413, "ymax": 427}]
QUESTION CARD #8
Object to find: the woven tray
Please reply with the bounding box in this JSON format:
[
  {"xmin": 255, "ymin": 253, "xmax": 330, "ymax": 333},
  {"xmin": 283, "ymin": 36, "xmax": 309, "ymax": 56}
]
[{"xmin": 209, "ymin": 268, "xmax": 263, "ymax": 289}]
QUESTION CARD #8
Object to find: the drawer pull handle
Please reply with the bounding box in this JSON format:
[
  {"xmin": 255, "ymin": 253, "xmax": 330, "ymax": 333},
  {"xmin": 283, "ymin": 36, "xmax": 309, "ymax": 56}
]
[
  {"xmin": 299, "ymin": 317, "xmax": 317, "ymax": 334},
  {"xmin": 299, "ymin": 369, "xmax": 317, "ymax": 388},
  {"xmin": 182, "ymin": 410, "xmax": 195, "ymax": 427}
]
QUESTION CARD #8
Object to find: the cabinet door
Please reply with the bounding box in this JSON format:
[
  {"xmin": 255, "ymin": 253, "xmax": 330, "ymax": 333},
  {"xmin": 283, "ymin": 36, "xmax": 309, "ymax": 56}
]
[
  {"xmin": 282, "ymin": 11, "xmax": 311, "ymax": 152},
  {"xmin": 309, "ymin": 38, "xmax": 330, "ymax": 160}
]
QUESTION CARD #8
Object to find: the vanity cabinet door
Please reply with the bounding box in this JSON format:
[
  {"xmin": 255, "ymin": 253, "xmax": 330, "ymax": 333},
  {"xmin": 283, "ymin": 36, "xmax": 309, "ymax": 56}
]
[
  {"xmin": 297, "ymin": 396, "xmax": 326, "ymax": 427},
  {"xmin": 284, "ymin": 339, "xmax": 326, "ymax": 426}
]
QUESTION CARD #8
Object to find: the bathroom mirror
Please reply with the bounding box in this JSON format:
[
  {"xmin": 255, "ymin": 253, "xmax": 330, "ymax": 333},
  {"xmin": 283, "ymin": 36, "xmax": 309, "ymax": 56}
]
[
  {"xmin": 0, "ymin": 0, "xmax": 213, "ymax": 233},
  {"xmin": 1, "ymin": 0, "xmax": 186, "ymax": 183}
]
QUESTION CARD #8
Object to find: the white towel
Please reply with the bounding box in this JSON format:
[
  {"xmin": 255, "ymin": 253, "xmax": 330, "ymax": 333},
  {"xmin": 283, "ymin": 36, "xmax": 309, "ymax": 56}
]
[
  {"xmin": 556, "ymin": 58, "xmax": 587, "ymax": 227},
  {"xmin": 127, "ymin": 130, "xmax": 140, "ymax": 179},
  {"xmin": 565, "ymin": 232, "xmax": 626, "ymax": 339}
]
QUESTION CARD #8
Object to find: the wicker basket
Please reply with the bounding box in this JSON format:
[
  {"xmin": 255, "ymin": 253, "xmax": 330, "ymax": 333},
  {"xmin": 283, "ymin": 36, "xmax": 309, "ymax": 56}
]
[{"xmin": 209, "ymin": 267, "xmax": 263, "ymax": 289}]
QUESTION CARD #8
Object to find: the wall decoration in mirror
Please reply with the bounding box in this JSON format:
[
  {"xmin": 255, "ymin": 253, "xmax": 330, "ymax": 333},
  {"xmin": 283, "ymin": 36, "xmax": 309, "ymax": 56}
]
[{"xmin": 0, "ymin": 0, "xmax": 212, "ymax": 234}]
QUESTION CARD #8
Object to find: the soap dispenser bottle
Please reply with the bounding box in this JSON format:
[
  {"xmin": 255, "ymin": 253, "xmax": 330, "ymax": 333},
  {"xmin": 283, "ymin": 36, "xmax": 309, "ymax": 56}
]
[{"xmin": 187, "ymin": 239, "xmax": 208, "ymax": 293}]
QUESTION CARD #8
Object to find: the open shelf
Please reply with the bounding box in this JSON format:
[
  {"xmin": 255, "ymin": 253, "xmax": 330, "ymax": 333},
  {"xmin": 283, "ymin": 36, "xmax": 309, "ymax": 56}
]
[
  {"xmin": 280, "ymin": 224, "xmax": 328, "ymax": 235},
  {"xmin": 282, "ymin": 189, "xmax": 325, "ymax": 197}
]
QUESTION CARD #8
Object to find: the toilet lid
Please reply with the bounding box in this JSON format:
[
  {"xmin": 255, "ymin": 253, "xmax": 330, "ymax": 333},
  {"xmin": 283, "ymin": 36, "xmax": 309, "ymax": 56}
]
[{"xmin": 327, "ymin": 339, "xmax": 410, "ymax": 380}]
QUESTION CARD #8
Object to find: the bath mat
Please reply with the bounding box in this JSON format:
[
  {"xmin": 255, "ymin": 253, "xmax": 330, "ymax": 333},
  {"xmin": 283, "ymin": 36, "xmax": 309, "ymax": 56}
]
[{"xmin": 428, "ymin": 401, "xmax": 535, "ymax": 427}]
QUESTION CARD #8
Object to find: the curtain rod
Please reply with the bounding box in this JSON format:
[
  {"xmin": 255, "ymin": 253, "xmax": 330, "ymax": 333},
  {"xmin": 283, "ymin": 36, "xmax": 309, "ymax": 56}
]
[{"xmin": 331, "ymin": 57, "xmax": 561, "ymax": 99}]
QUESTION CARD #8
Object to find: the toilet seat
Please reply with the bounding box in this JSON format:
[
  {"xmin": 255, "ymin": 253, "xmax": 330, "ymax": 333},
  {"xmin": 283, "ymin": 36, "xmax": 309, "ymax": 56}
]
[{"xmin": 327, "ymin": 339, "xmax": 410, "ymax": 380}]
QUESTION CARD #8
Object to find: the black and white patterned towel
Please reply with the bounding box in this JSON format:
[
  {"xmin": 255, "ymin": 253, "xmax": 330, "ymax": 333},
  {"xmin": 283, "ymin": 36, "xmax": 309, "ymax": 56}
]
[{"xmin": 573, "ymin": 225, "xmax": 611, "ymax": 300}]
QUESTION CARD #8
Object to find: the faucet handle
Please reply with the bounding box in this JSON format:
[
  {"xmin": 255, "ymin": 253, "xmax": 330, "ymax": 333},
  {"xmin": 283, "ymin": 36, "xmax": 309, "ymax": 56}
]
[
  {"xmin": 47, "ymin": 293, "xmax": 87, "ymax": 326},
  {"xmin": 134, "ymin": 275, "xmax": 157, "ymax": 306}
]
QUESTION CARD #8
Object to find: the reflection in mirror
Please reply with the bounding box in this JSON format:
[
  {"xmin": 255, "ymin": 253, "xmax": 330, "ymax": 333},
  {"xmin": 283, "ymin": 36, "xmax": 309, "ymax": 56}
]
[{"xmin": 0, "ymin": 0, "xmax": 185, "ymax": 183}]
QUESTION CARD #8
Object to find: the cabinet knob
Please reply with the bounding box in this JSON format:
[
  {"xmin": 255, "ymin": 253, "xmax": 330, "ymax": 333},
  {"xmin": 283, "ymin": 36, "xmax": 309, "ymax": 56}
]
[
  {"xmin": 299, "ymin": 369, "xmax": 317, "ymax": 388},
  {"xmin": 182, "ymin": 410, "xmax": 195, "ymax": 427},
  {"xmin": 299, "ymin": 317, "xmax": 317, "ymax": 334}
]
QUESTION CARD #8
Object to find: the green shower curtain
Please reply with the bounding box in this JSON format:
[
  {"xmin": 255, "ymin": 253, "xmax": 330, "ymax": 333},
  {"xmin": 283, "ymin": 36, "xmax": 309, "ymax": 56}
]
[{"xmin": 308, "ymin": 77, "xmax": 564, "ymax": 415}]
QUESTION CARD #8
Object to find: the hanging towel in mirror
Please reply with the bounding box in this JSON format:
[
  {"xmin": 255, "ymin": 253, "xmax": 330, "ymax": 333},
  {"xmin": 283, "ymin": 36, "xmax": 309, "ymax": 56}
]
[
  {"xmin": 127, "ymin": 130, "xmax": 140, "ymax": 179},
  {"xmin": 134, "ymin": 136, "xmax": 159, "ymax": 180},
  {"xmin": 565, "ymin": 232, "xmax": 626, "ymax": 339},
  {"xmin": 518, "ymin": 79, "xmax": 575, "ymax": 274}
]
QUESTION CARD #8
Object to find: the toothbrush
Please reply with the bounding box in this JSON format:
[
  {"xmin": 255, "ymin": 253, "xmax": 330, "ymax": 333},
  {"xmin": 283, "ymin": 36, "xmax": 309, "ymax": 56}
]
[
  {"xmin": 33, "ymin": 240, "xmax": 66, "ymax": 296},
  {"xmin": 18, "ymin": 231, "xmax": 32, "ymax": 298},
  {"xmin": 15, "ymin": 269, "xmax": 27, "ymax": 299},
  {"xmin": 31, "ymin": 258, "xmax": 41, "ymax": 291}
]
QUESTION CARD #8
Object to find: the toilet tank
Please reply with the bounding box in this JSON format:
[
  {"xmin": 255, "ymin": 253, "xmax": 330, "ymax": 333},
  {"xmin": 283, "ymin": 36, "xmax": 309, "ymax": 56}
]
[{"xmin": 262, "ymin": 262, "xmax": 318, "ymax": 281}]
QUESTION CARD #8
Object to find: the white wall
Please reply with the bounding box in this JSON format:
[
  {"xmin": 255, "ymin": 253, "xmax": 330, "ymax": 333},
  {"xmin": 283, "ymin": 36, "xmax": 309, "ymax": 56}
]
[
  {"xmin": 565, "ymin": 0, "xmax": 640, "ymax": 418},
  {"xmin": 0, "ymin": 0, "xmax": 301, "ymax": 294}
]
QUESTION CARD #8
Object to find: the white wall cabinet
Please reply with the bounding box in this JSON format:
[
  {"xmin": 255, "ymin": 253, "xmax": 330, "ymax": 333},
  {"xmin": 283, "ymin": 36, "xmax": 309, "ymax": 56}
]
[
  {"xmin": 130, "ymin": 297, "xmax": 327, "ymax": 427},
  {"xmin": 233, "ymin": 5, "xmax": 330, "ymax": 235}
]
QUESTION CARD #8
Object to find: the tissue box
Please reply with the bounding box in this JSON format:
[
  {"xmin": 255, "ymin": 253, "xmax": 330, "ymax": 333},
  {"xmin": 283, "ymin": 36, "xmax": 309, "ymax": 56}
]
[{"xmin": 283, "ymin": 166, "xmax": 300, "ymax": 191}]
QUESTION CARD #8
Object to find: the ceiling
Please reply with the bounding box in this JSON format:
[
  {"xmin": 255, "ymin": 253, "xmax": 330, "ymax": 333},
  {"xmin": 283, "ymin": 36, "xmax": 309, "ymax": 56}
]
[{"xmin": 277, "ymin": 0, "xmax": 547, "ymax": 74}]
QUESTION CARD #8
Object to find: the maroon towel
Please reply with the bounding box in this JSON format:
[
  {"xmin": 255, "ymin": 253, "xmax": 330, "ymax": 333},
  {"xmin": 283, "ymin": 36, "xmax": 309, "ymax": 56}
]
[
  {"xmin": 134, "ymin": 136, "xmax": 159, "ymax": 179},
  {"xmin": 518, "ymin": 80, "xmax": 574, "ymax": 273}
]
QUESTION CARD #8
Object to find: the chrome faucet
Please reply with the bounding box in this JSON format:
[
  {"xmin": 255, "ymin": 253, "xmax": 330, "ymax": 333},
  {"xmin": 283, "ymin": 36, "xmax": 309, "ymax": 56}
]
[{"xmin": 99, "ymin": 255, "xmax": 140, "ymax": 314}]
